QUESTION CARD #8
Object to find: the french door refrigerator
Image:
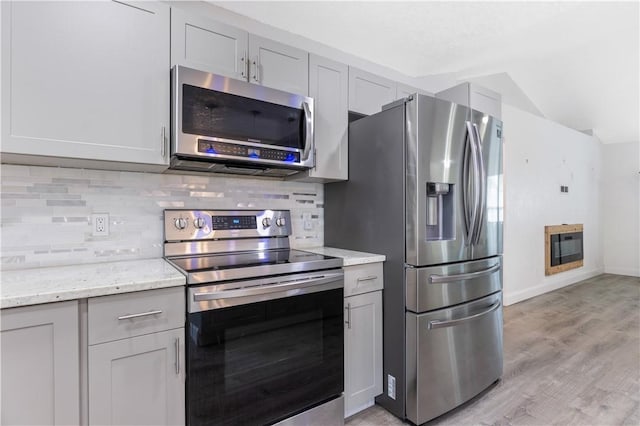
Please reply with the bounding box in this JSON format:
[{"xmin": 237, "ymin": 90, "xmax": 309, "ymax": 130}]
[{"xmin": 325, "ymin": 94, "xmax": 503, "ymax": 425}]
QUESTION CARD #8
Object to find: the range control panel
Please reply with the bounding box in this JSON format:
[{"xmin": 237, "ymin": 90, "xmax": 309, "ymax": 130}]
[{"xmin": 164, "ymin": 209, "xmax": 292, "ymax": 242}]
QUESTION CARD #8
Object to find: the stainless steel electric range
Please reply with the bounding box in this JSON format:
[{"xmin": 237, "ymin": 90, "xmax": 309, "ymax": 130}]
[{"xmin": 164, "ymin": 209, "xmax": 344, "ymax": 426}]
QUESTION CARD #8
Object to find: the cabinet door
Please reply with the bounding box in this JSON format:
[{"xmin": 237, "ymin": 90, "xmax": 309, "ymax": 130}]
[
  {"xmin": 171, "ymin": 7, "xmax": 248, "ymax": 80},
  {"xmin": 396, "ymin": 83, "xmax": 431, "ymax": 100},
  {"xmin": 1, "ymin": 301, "xmax": 79, "ymax": 425},
  {"xmin": 1, "ymin": 1, "xmax": 169, "ymax": 167},
  {"xmin": 308, "ymin": 54, "xmax": 348, "ymax": 181},
  {"xmin": 344, "ymin": 291, "xmax": 383, "ymax": 417},
  {"xmin": 348, "ymin": 67, "xmax": 396, "ymax": 115},
  {"xmin": 249, "ymin": 34, "xmax": 309, "ymax": 95},
  {"xmin": 89, "ymin": 328, "xmax": 185, "ymax": 426}
]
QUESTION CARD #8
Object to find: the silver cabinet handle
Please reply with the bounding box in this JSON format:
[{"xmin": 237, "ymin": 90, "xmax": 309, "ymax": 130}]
[
  {"xmin": 161, "ymin": 126, "xmax": 166, "ymax": 158},
  {"xmin": 429, "ymin": 263, "xmax": 500, "ymax": 284},
  {"xmin": 240, "ymin": 50, "xmax": 247, "ymax": 79},
  {"xmin": 117, "ymin": 310, "xmax": 163, "ymax": 321},
  {"xmin": 175, "ymin": 338, "xmax": 180, "ymax": 375},
  {"xmin": 356, "ymin": 275, "xmax": 378, "ymax": 283},
  {"xmin": 428, "ymin": 300, "xmax": 501, "ymax": 329},
  {"xmin": 345, "ymin": 303, "xmax": 352, "ymax": 329},
  {"xmin": 301, "ymin": 101, "xmax": 313, "ymax": 161},
  {"xmin": 251, "ymin": 57, "xmax": 259, "ymax": 82}
]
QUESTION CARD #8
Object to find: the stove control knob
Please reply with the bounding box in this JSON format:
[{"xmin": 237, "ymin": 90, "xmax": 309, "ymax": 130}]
[
  {"xmin": 276, "ymin": 217, "xmax": 286, "ymax": 227},
  {"xmin": 193, "ymin": 217, "xmax": 205, "ymax": 229},
  {"xmin": 174, "ymin": 217, "xmax": 188, "ymax": 230},
  {"xmin": 262, "ymin": 217, "xmax": 271, "ymax": 228}
]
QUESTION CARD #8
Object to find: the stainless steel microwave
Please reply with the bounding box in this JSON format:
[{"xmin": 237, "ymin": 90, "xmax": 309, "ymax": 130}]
[{"xmin": 170, "ymin": 66, "xmax": 314, "ymax": 177}]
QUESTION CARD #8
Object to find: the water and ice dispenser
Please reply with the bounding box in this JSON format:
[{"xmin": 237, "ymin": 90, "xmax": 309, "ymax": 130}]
[{"xmin": 426, "ymin": 182, "xmax": 454, "ymax": 241}]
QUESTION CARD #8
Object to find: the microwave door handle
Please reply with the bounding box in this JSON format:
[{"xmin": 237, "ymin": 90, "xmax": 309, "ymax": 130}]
[{"xmin": 302, "ymin": 101, "xmax": 313, "ymax": 162}]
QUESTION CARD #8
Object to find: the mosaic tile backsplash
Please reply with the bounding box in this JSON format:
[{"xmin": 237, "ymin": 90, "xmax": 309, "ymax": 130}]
[{"xmin": 0, "ymin": 165, "xmax": 324, "ymax": 270}]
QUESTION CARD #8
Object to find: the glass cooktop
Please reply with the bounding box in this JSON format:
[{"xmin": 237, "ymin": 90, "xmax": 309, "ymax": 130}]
[{"xmin": 167, "ymin": 249, "xmax": 343, "ymax": 284}]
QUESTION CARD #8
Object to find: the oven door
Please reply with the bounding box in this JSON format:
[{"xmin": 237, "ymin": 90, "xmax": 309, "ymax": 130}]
[
  {"xmin": 173, "ymin": 65, "xmax": 314, "ymax": 170},
  {"xmin": 186, "ymin": 274, "xmax": 343, "ymax": 426}
]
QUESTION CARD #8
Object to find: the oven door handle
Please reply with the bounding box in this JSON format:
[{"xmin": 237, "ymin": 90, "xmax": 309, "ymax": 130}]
[{"xmin": 192, "ymin": 272, "xmax": 343, "ymax": 302}]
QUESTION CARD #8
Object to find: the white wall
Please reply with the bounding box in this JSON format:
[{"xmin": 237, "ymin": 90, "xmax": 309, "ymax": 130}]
[
  {"xmin": 602, "ymin": 141, "xmax": 640, "ymax": 276},
  {"xmin": 502, "ymin": 104, "xmax": 603, "ymax": 305},
  {"xmin": 0, "ymin": 165, "xmax": 324, "ymax": 270}
]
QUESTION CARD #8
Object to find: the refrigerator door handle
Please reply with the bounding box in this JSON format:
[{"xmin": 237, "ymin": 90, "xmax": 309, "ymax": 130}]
[
  {"xmin": 472, "ymin": 123, "xmax": 486, "ymax": 245},
  {"xmin": 428, "ymin": 262, "xmax": 501, "ymax": 284},
  {"xmin": 464, "ymin": 121, "xmax": 479, "ymax": 244},
  {"xmin": 428, "ymin": 300, "xmax": 501, "ymax": 329}
]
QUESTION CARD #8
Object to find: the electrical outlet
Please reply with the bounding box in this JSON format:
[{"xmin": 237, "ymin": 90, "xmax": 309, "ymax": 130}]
[
  {"xmin": 387, "ymin": 374, "xmax": 396, "ymax": 399},
  {"xmin": 302, "ymin": 212, "xmax": 313, "ymax": 231},
  {"xmin": 92, "ymin": 213, "xmax": 109, "ymax": 236}
]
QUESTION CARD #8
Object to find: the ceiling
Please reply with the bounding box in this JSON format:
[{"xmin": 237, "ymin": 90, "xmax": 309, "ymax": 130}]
[{"xmin": 212, "ymin": 1, "xmax": 639, "ymax": 144}]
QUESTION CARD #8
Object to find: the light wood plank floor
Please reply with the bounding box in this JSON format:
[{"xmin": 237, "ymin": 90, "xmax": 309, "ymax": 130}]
[{"xmin": 346, "ymin": 274, "xmax": 640, "ymax": 426}]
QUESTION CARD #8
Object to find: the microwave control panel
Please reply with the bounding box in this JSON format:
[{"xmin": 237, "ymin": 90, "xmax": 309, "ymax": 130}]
[{"xmin": 197, "ymin": 139, "xmax": 300, "ymax": 163}]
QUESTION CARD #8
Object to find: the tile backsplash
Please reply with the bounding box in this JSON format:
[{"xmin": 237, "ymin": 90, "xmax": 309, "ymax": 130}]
[{"xmin": 0, "ymin": 165, "xmax": 324, "ymax": 270}]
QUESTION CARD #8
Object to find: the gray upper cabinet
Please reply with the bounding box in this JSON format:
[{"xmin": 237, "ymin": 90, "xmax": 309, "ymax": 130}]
[
  {"xmin": 171, "ymin": 9, "xmax": 309, "ymax": 95},
  {"xmin": 1, "ymin": 301, "xmax": 80, "ymax": 425},
  {"xmin": 249, "ymin": 34, "xmax": 309, "ymax": 95},
  {"xmin": 1, "ymin": 1, "xmax": 170, "ymax": 170},
  {"xmin": 348, "ymin": 67, "xmax": 396, "ymax": 115},
  {"xmin": 396, "ymin": 83, "xmax": 432, "ymax": 100},
  {"xmin": 436, "ymin": 82, "xmax": 502, "ymax": 119},
  {"xmin": 300, "ymin": 54, "xmax": 348, "ymax": 182},
  {"xmin": 171, "ymin": 7, "xmax": 248, "ymax": 80}
]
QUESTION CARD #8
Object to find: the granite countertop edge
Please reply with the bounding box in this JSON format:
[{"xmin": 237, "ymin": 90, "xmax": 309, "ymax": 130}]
[
  {"xmin": 303, "ymin": 246, "xmax": 386, "ymax": 267},
  {"xmin": 1, "ymin": 247, "xmax": 386, "ymax": 309},
  {"xmin": 1, "ymin": 258, "xmax": 186, "ymax": 309}
]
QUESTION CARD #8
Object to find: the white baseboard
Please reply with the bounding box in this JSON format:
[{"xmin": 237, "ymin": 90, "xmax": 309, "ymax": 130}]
[
  {"xmin": 503, "ymin": 267, "xmax": 604, "ymax": 306},
  {"xmin": 603, "ymin": 266, "xmax": 640, "ymax": 277}
]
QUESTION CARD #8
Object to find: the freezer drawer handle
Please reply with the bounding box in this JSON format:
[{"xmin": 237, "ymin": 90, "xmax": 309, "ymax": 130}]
[
  {"xmin": 428, "ymin": 300, "xmax": 501, "ymax": 329},
  {"xmin": 428, "ymin": 263, "xmax": 500, "ymax": 284}
]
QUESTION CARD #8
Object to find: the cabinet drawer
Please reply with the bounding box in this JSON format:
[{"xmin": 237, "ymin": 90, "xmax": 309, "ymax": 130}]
[
  {"xmin": 344, "ymin": 263, "xmax": 383, "ymax": 296},
  {"xmin": 88, "ymin": 287, "xmax": 184, "ymax": 345}
]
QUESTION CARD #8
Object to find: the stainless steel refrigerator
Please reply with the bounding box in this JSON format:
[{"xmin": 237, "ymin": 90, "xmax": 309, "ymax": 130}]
[{"xmin": 325, "ymin": 94, "xmax": 504, "ymax": 425}]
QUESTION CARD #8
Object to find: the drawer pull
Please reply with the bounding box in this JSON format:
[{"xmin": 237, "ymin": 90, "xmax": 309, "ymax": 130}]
[
  {"xmin": 428, "ymin": 301, "xmax": 501, "ymax": 329},
  {"xmin": 356, "ymin": 275, "xmax": 378, "ymax": 283},
  {"xmin": 429, "ymin": 263, "xmax": 500, "ymax": 284},
  {"xmin": 117, "ymin": 310, "xmax": 163, "ymax": 321}
]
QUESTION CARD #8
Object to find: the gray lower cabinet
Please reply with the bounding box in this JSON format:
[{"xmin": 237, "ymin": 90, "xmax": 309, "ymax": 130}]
[
  {"xmin": 87, "ymin": 287, "xmax": 185, "ymax": 425},
  {"xmin": 0, "ymin": 301, "xmax": 80, "ymax": 425},
  {"xmin": 343, "ymin": 263, "xmax": 384, "ymax": 418},
  {"xmin": 88, "ymin": 329, "xmax": 185, "ymax": 425},
  {"xmin": 1, "ymin": 0, "xmax": 170, "ymax": 170}
]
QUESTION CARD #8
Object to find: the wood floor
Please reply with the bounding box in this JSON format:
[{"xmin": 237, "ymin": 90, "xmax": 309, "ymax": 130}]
[{"xmin": 346, "ymin": 274, "xmax": 640, "ymax": 426}]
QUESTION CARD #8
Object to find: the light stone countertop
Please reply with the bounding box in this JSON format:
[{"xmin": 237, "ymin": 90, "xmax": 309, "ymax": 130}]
[
  {"xmin": 303, "ymin": 247, "xmax": 386, "ymax": 267},
  {"xmin": 1, "ymin": 259, "xmax": 186, "ymax": 309}
]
